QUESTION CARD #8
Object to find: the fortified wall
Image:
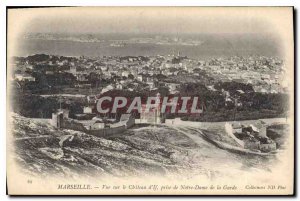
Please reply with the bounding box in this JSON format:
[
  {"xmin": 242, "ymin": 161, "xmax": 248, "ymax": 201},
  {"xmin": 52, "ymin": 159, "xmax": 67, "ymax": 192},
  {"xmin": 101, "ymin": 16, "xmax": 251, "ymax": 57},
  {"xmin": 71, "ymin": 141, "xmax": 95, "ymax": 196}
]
[{"xmin": 51, "ymin": 109, "xmax": 134, "ymax": 137}]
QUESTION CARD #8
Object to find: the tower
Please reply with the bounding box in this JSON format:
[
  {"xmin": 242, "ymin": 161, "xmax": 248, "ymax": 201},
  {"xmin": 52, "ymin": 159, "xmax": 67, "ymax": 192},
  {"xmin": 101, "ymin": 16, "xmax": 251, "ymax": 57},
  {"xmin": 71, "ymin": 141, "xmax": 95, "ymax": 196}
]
[
  {"xmin": 177, "ymin": 51, "xmax": 181, "ymax": 57},
  {"xmin": 51, "ymin": 112, "xmax": 63, "ymax": 128},
  {"xmin": 154, "ymin": 92, "xmax": 161, "ymax": 124}
]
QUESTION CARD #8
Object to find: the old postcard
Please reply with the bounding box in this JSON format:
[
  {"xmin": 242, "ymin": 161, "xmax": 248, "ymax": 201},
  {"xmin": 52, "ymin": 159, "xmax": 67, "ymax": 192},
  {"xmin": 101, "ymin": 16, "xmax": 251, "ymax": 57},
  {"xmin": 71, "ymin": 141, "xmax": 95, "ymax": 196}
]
[{"xmin": 6, "ymin": 7, "xmax": 294, "ymax": 195}]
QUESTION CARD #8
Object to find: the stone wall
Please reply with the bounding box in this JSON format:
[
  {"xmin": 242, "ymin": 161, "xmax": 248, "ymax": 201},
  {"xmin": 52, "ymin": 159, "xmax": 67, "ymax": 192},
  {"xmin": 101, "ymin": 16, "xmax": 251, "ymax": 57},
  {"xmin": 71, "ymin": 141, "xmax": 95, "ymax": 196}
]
[{"xmin": 56, "ymin": 116, "xmax": 132, "ymax": 138}]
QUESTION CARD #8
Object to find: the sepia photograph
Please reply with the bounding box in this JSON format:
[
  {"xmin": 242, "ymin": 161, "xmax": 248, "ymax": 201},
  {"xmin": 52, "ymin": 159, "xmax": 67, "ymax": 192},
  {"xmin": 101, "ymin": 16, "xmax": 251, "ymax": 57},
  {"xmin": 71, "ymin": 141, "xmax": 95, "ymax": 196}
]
[{"xmin": 6, "ymin": 6, "xmax": 294, "ymax": 195}]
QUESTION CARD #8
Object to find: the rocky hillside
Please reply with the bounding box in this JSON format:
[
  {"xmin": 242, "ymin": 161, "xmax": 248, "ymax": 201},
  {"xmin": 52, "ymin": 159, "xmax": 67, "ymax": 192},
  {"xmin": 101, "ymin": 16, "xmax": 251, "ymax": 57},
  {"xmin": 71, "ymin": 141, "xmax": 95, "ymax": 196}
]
[{"xmin": 9, "ymin": 114, "xmax": 278, "ymax": 180}]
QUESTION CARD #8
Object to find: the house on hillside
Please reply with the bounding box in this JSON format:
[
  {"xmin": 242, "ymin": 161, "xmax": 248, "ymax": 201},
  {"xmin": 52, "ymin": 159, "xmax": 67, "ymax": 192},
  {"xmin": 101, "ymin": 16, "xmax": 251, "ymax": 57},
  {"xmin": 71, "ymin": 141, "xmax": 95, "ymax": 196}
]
[{"xmin": 14, "ymin": 73, "xmax": 35, "ymax": 82}]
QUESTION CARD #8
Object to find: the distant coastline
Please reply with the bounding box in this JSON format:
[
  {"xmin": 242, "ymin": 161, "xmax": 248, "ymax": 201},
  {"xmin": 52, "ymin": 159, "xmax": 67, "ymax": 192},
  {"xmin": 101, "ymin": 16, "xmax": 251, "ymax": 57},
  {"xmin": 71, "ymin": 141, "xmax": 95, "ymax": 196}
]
[{"xmin": 16, "ymin": 33, "xmax": 282, "ymax": 58}]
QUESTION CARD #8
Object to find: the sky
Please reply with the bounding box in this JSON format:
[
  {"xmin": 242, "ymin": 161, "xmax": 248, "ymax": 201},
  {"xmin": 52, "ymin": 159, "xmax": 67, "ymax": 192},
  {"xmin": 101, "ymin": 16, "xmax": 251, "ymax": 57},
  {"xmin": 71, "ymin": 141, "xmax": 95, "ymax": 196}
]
[{"xmin": 14, "ymin": 7, "xmax": 283, "ymax": 35}]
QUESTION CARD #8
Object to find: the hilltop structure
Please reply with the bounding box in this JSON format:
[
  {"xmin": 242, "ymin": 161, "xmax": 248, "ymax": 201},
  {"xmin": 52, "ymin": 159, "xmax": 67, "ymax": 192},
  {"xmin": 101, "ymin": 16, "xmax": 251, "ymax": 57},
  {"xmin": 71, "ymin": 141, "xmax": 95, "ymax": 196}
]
[
  {"xmin": 140, "ymin": 93, "xmax": 166, "ymax": 124},
  {"xmin": 51, "ymin": 109, "xmax": 135, "ymax": 137}
]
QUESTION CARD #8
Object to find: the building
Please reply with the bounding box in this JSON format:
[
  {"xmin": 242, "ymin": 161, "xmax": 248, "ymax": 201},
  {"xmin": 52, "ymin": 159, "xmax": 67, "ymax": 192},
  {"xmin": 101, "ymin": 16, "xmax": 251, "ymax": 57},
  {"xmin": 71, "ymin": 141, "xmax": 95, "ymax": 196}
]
[
  {"xmin": 242, "ymin": 124, "xmax": 260, "ymax": 136},
  {"xmin": 14, "ymin": 73, "xmax": 35, "ymax": 82},
  {"xmin": 232, "ymin": 122, "xmax": 243, "ymax": 134},
  {"xmin": 259, "ymin": 142, "xmax": 276, "ymax": 152},
  {"xmin": 83, "ymin": 106, "xmax": 93, "ymax": 114},
  {"xmin": 165, "ymin": 83, "xmax": 180, "ymax": 92},
  {"xmin": 140, "ymin": 105, "xmax": 163, "ymax": 124},
  {"xmin": 87, "ymin": 95, "xmax": 97, "ymax": 104},
  {"xmin": 147, "ymin": 81, "xmax": 155, "ymax": 89},
  {"xmin": 244, "ymin": 136, "xmax": 260, "ymax": 150},
  {"xmin": 231, "ymin": 121, "xmax": 277, "ymax": 152},
  {"xmin": 51, "ymin": 109, "xmax": 69, "ymax": 128},
  {"xmin": 76, "ymin": 73, "xmax": 88, "ymax": 82},
  {"xmin": 70, "ymin": 66, "xmax": 76, "ymax": 75},
  {"xmin": 121, "ymin": 71, "xmax": 130, "ymax": 77},
  {"xmin": 45, "ymin": 70, "xmax": 54, "ymax": 75},
  {"xmin": 91, "ymin": 121, "xmax": 105, "ymax": 130},
  {"xmin": 137, "ymin": 75, "xmax": 144, "ymax": 82},
  {"xmin": 116, "ymin": 83, "xmax": 123, "ymax": 90},
  {"xmin": 259, "ymin": 137, "xmax": 277, "ymax": 152},
  {"xmin": 140, "ymin": 93, "xmax": 165, "ymax": 124}
]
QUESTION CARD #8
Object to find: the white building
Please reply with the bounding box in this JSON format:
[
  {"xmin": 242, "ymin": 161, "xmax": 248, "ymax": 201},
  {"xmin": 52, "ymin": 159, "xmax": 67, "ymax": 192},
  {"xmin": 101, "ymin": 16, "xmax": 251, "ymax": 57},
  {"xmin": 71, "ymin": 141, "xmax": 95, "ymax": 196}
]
[
  {"xmin": 122, "ymin": 71, "xmax": 130, "ymax": 77},
  {"xmin": 83, "ymin": 106, "xmax": 93, "ymax": 114},
  {"xmin": 14, "ymin": 73, "xmax": 35, "ymax": 82}
]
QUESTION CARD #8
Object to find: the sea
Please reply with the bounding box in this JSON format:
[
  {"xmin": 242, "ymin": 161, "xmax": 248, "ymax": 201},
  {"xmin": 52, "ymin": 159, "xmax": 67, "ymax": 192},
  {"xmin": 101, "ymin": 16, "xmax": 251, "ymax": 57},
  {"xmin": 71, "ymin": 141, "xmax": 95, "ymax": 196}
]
[{"xmin": 15, "ymin": 33, "xmax": 282, "ymax": 59}]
